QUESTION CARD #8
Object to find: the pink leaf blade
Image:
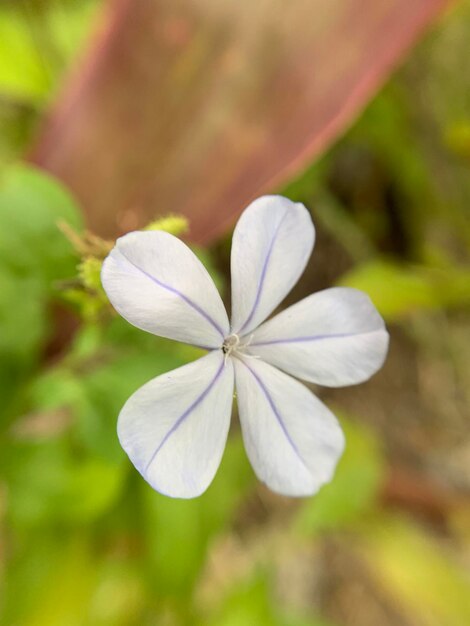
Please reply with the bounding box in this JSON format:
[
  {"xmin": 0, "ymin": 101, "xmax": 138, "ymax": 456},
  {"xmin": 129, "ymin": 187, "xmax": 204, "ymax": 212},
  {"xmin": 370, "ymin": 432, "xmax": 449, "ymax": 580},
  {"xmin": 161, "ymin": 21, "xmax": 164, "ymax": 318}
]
[{"xmin": 30, "ymin": 0, "xmax": 453, "ymax": 242}]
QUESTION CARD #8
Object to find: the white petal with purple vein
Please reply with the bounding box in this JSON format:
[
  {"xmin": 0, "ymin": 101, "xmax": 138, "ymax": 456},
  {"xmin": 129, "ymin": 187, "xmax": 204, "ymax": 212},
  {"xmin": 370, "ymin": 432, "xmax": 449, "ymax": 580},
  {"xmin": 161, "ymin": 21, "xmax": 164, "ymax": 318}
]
[
  {"xmin": 234, "ymin": 356, "xmax": 344, "ymax": 496},
  {"xmin": 230, "ymin": 195, "xmax": 314, "ymax": 336},
  {"xmin": 247, "ymin": 287, "xmax": 389, "ymax": 387},
  {"xmin": 118, "ymin": 350, "xmax": 234, "ymax": 498},
  {"xmin": 101, "ymin": 230, "xmax": 229, "ymax": 349}
]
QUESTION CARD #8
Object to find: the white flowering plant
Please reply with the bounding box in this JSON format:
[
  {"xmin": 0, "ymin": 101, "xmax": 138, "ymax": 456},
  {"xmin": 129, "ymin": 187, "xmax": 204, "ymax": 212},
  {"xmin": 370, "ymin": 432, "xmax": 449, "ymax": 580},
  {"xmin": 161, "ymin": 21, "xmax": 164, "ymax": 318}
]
[{"xmin": 101, "ymin": 195, "xmax": 389, "ymax": 498}]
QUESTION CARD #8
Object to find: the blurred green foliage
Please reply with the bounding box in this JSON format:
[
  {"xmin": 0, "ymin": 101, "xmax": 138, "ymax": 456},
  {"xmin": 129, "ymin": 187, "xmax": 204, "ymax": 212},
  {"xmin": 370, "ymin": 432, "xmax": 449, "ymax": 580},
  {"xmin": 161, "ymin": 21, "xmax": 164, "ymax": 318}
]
[
  {"xmin": 295, "ymin": 418, "xmax": 385, "ymax": 535},
  {"xmin": 0, "ymin": 1, "xmax": 101, "ymax": 164},
  {"xmin": 359, "ymin": 516, "xmax": 470, "ymax": 626},
  {"xmin": 339, "ymin": 260, "xmax": 470, "ymax": 319},
  {"xmin": 0, "ymin": 165, "xmax": 83, "ymax": 425},
  {"xmin": 1, "ymin": 2, "xmax": 470, "ymax": 626},
  {"xmin": 0, "ymin": 0, "xmax": 99, "ymax": 103}
]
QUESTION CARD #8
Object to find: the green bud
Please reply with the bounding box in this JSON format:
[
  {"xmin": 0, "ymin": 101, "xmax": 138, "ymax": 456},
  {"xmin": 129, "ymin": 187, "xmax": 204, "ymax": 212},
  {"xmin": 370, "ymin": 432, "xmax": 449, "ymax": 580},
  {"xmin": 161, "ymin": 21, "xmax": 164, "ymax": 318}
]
[
  {"xmin": 144, "ymin": 215, "xmax": 189, "ymax": 236},
  {"xmin": 78, "ymin": 256, "xmax": 104, "ymax": 293}
]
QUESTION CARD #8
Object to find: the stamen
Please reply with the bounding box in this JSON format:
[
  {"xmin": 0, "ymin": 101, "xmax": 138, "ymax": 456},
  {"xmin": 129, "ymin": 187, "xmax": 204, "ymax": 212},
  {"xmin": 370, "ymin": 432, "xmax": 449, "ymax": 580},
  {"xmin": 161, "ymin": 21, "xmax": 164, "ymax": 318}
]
[
  {"xmin": 239, "ymin": 333, "xmax": 254, "ymax": 350},
  {"xmin": 222, "ymin": 333, "xmax": 240, "ymax": 361}
]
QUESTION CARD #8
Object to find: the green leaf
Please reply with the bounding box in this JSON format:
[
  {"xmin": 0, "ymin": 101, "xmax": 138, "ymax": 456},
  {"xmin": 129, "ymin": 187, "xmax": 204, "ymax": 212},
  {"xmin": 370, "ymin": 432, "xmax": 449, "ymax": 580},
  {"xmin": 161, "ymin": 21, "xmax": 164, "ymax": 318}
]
[
  {"xmin": 0, "ymin": 10, "xmax": 51, "ymax": 102},
  {"xmin": 0, "ymin": 2, "xmax": 100, "ymax": 104},
  {"xmin": 0, "ymin": 164, "xmax": 82, "ymax": 282},
  {"xmin": 338, "ymin": 259, "xmax": 470, "ymax": 320},
  {"xmin": 0, "ymin": 271, "xmax": 46, "ymax": 362},
  {"xmin": 4, "ymin": 438, "xmax": 125, "ymax": 527},
  {"xmin": 0, "ymin": 271, "xmax": 47, "ymax": 425},
  {"xmin": 0, "ymin": 164, "xmax": 83, "ymax": 421}
]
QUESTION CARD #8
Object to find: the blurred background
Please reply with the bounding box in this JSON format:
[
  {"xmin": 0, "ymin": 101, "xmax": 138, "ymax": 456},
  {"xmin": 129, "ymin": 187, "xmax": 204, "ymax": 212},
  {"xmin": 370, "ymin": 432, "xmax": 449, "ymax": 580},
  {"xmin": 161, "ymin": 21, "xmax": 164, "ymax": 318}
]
[{"xmin": 1, "ymin": 1, "xmax": 470, "ymax": 625}]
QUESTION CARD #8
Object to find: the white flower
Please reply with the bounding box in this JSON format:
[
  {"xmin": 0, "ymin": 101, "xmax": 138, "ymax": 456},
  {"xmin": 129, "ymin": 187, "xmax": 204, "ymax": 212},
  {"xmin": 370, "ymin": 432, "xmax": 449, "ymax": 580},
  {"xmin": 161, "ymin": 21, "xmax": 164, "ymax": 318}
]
[{"xmin": 101, "ymin": 196, "xmax": 389, "ymax": 499}]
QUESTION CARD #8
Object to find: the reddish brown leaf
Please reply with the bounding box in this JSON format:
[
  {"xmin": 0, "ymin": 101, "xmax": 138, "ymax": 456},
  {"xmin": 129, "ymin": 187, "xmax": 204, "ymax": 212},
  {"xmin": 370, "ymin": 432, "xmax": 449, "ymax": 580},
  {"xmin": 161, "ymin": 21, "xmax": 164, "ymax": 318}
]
[{"xmin": 31, "ymin": 0, "xmax": 452, "ymax": 242}]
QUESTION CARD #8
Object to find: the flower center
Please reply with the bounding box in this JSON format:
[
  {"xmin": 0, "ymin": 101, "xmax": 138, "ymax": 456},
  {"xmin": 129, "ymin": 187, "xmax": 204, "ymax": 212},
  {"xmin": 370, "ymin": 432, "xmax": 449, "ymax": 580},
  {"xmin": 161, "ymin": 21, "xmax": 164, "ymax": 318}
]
[{"xmin": 222, "ymin": 333, "xmax": 240, "ymax": 357}]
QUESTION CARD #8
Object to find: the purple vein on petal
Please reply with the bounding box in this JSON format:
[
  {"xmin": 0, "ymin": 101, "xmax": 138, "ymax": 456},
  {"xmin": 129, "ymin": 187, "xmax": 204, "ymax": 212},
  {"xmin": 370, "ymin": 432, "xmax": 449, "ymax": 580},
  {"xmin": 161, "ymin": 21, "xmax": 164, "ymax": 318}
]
[
  {"xmin": 144, "ymin": 358, "xmax": 225, "ymax": 473},
  {"xmin": 236, "ymin": 210, "xmax": 288, "ymax": 335},
  {"xmin": 238, "ymin": 359, "xmax": 308, "ymax": 471},
  {"xmin": 250, "ymin": 332, "xmax": 358, "ymax": 347},
  {"xmin": 118, "ymin": 250, "xmax": 226, "ymax": 339}
]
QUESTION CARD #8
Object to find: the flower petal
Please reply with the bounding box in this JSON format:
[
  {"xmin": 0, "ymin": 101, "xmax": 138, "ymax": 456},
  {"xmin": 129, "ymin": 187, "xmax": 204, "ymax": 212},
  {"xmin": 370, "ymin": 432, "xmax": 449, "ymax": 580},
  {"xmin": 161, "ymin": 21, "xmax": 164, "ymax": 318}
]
[
  {"xmin": 247, "ymin": 287, "xmax": 389, "ymax": 387},
  {"xmin": 230, "ymin": 195, "xmax": 314, "ymax": 336},
  {"xmin": 234, "ymin": 356, "xmax": 344, "ymax": 496},
  {"xmin": 118, "ymin": 350, "xmax": 234, "ymax": 498},
  {"xmin": 102, "ymin": 231, "xmax": 229, "ymax": 348}
]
